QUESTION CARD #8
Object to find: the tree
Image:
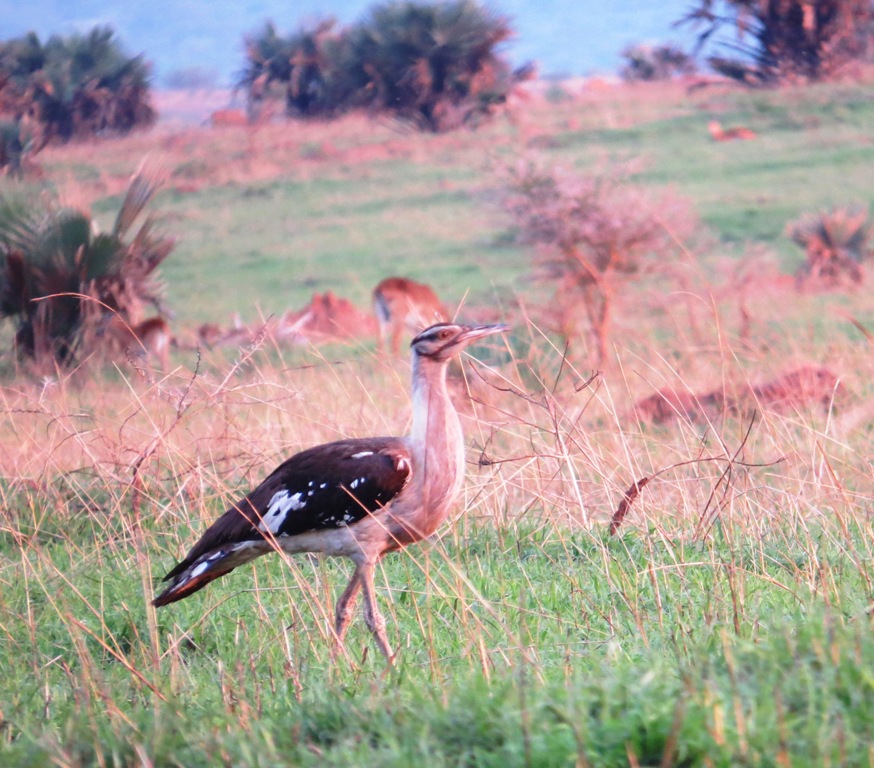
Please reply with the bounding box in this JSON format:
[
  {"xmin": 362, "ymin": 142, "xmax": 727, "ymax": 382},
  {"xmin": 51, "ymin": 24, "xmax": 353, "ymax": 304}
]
[
  {"xmin": 0, "ymin": 170, "xmax": 172, "ymax": 367},
  {"xmin": 502, "ymin": 160, "xmax": 698, "ymax": 365},
  {"xmin": 679, "ymin": 0, "xmax": 874, "ymax": 83},
  {"xmin": 0, "ymin": 27, "xmax": 154, "ymax": 159}
]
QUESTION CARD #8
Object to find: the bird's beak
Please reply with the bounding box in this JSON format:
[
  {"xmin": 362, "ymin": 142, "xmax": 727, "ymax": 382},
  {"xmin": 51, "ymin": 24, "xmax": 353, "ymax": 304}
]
[{"xmin": 456, "ymin": 323, "xmax": 510, "ymax": 345}]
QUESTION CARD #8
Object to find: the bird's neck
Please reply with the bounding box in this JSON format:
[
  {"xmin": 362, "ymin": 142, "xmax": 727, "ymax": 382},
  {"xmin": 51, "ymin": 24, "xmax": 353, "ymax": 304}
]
[{"xmin": 408, "ymin": 354, "xmax": 466, "ymax": 518}]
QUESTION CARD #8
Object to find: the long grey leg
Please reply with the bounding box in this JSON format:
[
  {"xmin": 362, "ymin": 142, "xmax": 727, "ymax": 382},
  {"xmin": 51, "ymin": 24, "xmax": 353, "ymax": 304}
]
[
  {"xmin": 359, "ymin": 561, "xmax": 394, "ymax": 660},
  {"xmin": 334, "ymin": 566, "xmax": 362, "ymax": 644}
]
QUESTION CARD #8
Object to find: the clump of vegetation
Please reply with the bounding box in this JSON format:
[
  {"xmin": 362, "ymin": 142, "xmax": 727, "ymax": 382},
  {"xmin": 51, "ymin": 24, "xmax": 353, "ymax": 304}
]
[
  {"xmin": 0, "ymin": 27, "xmax": 155, "ymax": 173},
  {"xmin": 680, "ymin": 0, "xmax": 874, "ymax": 84},
  {"xmin": 238, "ymin": 0, "xmax": 520, "ymax": 132},
  {"xmin": 239, "ymin": 19, "xmax": 346, "ymax": 120},
  {"xmin": 0, "ymin": 170, "xmax": 172, "ymax": 367},
  {"xmin": 502, "ymin": 159, "xmax": 698, "ymax": 364},
  {"xmin": 343, "ymin": 0, "xmax": 516, "ymax": 131},
  {"xmin": 787, "ymin": 205, "xmax": 872, "ymax": 287},
  {"xmin": 619, "ymin": 43, "xmax": 697, "ymax": 81}
]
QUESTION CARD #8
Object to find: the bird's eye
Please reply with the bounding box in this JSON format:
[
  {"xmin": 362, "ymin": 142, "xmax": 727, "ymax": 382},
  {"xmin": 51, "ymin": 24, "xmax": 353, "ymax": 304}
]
[{"xmin": 439, "ymin": 329, "xmax": 452, "ymax": 339}]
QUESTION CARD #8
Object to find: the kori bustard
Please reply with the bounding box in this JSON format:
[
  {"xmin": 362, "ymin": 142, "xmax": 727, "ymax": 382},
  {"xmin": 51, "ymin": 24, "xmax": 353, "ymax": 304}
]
[{"xmin": 153, "ymin": 322, "xmax": 508, "ymax": 659}]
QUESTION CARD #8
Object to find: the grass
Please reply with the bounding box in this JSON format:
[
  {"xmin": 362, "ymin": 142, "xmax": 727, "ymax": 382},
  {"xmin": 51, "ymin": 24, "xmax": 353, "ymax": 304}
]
[{"xmin": 1, "ymin": 77, "xmax": 873, "ymax": 764}]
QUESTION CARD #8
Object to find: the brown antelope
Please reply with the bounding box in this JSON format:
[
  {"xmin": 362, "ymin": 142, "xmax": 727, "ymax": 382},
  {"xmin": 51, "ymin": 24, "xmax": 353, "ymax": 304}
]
[
  {"xmin": 708, "ymin": 120, "xmax": 757, "ymax": 141},
  {"xmin": 101, "ymin": 315, "xmax": 171, "ymax": 371},
  {"xmin": 373, "ymin": 277, "xmax": 448, "ymax": 355},
  {"xmin": 209, "ymin": 108, "xmax": 249, "ymax": 128}
]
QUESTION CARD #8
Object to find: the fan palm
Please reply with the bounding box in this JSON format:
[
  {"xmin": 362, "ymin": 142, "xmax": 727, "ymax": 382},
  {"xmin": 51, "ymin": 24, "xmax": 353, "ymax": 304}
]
[
  {"xmin": 345, "ymin": 0, "xmax": 515, "ymax": 131},
  {"xmin": 680, "ymin": 0, "xmax": 873, "ymax": 83},
  {"xmin": 0, "ymin": 170, "xmax": 173, "ymax": 365},
  {"xmin": 788, "ymin": 206, "xmax": 871, "ymax": 286},
  {"xmin": 239, "ymin": 20, "xmax": 344, "ymax": 118},
  {"xmin": 0, "ymin": 27, "xmax": 154, "ymax": 149}
]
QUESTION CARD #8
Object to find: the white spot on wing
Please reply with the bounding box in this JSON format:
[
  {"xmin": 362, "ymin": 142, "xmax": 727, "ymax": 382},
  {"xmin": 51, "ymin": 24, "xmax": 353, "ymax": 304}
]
[
  {"xmin": 350, "ymin": 479, "xmax": 358, "ymax": 489},
  {"xmin": 351, "ymin": 451, "xmax": 373, "ymax": 459},
  {"xmin": 259, "ymin": 490, "xmax": 306, "ymax": 534},
  {"xmin": 190, "ymin": 560, "xmax": 210, "ymax": 578}
]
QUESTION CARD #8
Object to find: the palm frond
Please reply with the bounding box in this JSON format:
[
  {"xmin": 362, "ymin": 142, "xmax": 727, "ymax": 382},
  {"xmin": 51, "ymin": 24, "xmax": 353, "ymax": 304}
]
[{"xmin": 113, "ymin": 166, "xmax": 164, "ymax": 238}]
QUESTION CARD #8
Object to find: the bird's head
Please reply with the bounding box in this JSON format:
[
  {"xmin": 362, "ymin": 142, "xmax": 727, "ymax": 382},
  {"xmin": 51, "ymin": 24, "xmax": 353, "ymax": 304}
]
[{"xmin": 411, "ymin": 322, "xmax": 509, "ymax": 362}]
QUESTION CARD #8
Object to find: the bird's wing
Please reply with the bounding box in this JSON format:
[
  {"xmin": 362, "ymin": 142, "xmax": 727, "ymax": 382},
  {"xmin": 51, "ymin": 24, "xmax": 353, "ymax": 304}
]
[{"xmin": 157, "ymin": 437, "xmax": 412, "ymax": 586}]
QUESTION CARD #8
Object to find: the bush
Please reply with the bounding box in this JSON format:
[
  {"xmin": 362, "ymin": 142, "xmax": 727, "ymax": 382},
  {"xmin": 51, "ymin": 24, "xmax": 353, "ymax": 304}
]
[
  {"xmin": 620, "ymin": 43, "xmax": 697, "ymax": 82},
  {"xmin": 0, "ymin": 26, "xmax": 155, "ymax": 170},
  {"xmin": 679, "ymin": 0, "xmax": 874, "ymax": 84},
  {"xmin": 344, "ymin": 0, "xmax": 515, "ymax": 131},
  {"xmin": 502, "ymin": 159, "xmax": 698, "ymax": 364},
  {"xmin": 239, "ymin": 19, "xmax": 348, "ymax": 119},
  {"xmin": 0, "ymin": 170, "xmax": 172, "ymax": 367},
  {"xmin": 238, "ymin": 1, "xmax": 519, "ymax": 132},
  {"xmin": 787, "ymin": 205, "xmax": 872, "ymax": 287}
]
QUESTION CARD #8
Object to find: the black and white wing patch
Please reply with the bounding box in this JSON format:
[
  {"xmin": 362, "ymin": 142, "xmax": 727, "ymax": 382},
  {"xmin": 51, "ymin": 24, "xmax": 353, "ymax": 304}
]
[
  {"xmin": 154, "ymin": 437, "xmax": 412, "ymax": 601},
  {"xmin": 153, "ymin": 438, "xmax": 411, "ymax": 606},
  {"xmin": 248, "ymin": 437, "xmax": 412, "ymax": 537}
]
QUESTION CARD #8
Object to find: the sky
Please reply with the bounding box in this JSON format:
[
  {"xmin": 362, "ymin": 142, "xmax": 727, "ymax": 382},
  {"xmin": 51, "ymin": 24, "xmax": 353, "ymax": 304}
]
[{"xmin": 2, "ymin": 1, "xmax": 698, "ymax": 86}]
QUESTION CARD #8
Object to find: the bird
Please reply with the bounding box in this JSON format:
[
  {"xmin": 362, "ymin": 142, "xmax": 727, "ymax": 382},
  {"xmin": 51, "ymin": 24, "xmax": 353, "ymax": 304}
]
[{"xmin": 152, "ymin": 321, "xmax": 509, "ymax": 659}]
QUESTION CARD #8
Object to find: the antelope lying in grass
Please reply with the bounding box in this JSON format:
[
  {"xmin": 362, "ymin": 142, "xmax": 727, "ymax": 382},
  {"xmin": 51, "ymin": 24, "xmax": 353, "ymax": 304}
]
[
  {"xmin": 101, "ymin": 315, "xmax": 171, "ymax": 370},
  {"xmin": 708, "ymin": 120, "xmax": 757, "ymax": 141}
]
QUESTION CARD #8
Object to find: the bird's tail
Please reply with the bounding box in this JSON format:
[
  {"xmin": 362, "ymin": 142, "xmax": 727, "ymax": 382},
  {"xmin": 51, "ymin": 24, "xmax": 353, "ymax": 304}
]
[{"xmin": 152, "ymin": 540, "xmax": 266, "ymax": 607}]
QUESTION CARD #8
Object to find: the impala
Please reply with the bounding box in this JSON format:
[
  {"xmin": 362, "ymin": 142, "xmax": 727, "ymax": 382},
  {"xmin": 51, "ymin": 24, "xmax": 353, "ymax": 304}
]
[
  {"xmin": 372, "ymin": 277, "xmax": 448, "ymax": 355},
  {"xmin": 101, "ymin": 315, "xmax": 171, "ymax": 370}
]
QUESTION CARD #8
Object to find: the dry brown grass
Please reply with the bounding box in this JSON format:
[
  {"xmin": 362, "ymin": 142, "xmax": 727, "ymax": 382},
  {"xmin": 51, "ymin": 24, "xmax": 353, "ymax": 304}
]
[{"xmin": 2, "ymin": 315, "xmax": 869, "ymax": 548}]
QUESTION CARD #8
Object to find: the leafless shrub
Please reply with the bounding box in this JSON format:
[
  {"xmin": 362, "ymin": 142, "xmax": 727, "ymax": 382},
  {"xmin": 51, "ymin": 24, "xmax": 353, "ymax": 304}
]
[{"xmin": 501, "ymin": 158, "xmax": 699, "ymax": 364}]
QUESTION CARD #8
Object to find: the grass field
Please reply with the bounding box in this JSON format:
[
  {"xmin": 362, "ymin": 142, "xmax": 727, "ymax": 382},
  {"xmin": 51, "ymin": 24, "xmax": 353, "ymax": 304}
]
[{"xmin": 1, "ymin": 78, "xmax": 873, "ymax": 765}]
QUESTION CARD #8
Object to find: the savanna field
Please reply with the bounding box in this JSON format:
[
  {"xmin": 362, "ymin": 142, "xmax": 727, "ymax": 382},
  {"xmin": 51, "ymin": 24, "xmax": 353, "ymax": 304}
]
[{"xmin": 1, "ymin": 78, "xmax": 874, "ymax": 765}]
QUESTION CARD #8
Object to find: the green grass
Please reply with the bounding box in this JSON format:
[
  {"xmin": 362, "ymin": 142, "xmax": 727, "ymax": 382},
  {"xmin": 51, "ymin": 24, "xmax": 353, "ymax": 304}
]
[
  {"xmin": 2, "ymin": 513, "xmax": 872, "ymax": 766},
  {"xmin": 24, "ymin": 79, "xmax": 872, "ymax": 327}
]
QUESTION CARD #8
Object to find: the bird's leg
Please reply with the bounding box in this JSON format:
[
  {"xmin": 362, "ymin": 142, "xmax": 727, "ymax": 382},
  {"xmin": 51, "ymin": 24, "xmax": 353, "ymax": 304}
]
[
  {"xmin": 360, "ymin": 561, "xmax": 394, "ymax": 661},
  {"xmin": 334, "ymin": 567, "xmax": 362, "ymax": 646}
]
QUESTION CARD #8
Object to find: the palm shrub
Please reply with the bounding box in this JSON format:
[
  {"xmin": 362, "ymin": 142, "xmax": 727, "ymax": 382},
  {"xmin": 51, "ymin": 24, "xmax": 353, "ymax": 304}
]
[
  {"xmin": 620, "ymin": 43, "xmax": 697, "ymax": 81},
  {"xmin": 787, "ymin": 205, "xmax": 872, "ymax": 286},
  {"xmin": 0, "ymin": 170, "xmax": 173, "ymax": 366},
  {"xmin": 0, "ymin": 27, "xmax": 154, "ymax": 155},
  {"xmin": 679, "ymin": 0, "xmax": 874, "ymax": 83},
  {"xmin": 344, "ymin": 0, "xmax": 515, "ymax": 131},
  {"xmin": 502, "ymin": 159, "xmax": 698, "ymax": 365},
  {"xmin": 239, "ymin": 1, "xmax": 518, "ymax": 132},
  {"xmin": 239, "ymin": 20, "xmax": 348, "ymax": 119}
]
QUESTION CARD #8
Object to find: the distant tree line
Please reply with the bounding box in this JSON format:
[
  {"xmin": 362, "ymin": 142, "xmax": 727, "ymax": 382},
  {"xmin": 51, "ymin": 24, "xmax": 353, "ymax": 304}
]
[
  {"xmin": 1, "ymin": 0, "xmax": 873, "ymax": 176},
  {"xmin": 0, "ymin": 27, "xmax": 154, "ymax": 174},
  {"xmin": 238, "ymin": 0, "xmax": 527, "ymax": 132}
]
